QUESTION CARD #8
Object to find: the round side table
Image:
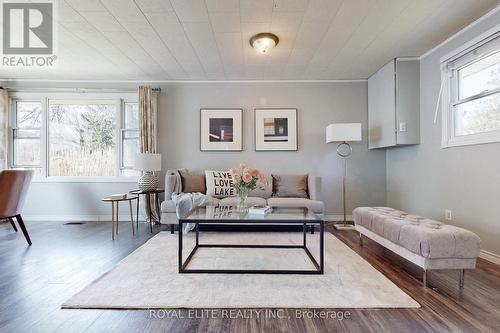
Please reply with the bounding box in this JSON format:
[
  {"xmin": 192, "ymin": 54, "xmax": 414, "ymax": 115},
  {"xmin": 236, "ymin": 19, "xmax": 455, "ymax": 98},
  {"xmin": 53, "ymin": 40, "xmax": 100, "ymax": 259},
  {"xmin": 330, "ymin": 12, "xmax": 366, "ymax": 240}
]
[
  {"xmin": 102, "ymin": 195, "xmax": 137, "ymax": 240},
  {"xmin": 129, "ymin": 188, "xmax": 164, "ymax": 233}
]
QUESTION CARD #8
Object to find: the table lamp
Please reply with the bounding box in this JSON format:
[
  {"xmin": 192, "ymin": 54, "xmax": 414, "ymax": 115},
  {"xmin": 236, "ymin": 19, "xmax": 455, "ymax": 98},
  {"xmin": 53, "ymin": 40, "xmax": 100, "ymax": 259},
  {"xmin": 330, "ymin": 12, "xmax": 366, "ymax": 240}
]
[
  {"xmin": 134, "ymin": 153, "xmax": 162, "ymax": 191},
  {"xmin": 326, "ymin": 123, "xmax": 362, "ymax": 229}
]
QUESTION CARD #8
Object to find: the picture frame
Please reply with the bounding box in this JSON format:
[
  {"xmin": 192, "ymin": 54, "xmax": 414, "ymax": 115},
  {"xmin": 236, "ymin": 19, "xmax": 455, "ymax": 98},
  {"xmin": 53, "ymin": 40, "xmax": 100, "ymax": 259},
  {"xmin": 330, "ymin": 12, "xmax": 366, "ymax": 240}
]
[
  {"xmin": 255, "ymin": 108, "xmax": 298, "ymax": 151},
  {"xmin": 200, "ymin": 108, "xmax": 243, "ymax": 151}
]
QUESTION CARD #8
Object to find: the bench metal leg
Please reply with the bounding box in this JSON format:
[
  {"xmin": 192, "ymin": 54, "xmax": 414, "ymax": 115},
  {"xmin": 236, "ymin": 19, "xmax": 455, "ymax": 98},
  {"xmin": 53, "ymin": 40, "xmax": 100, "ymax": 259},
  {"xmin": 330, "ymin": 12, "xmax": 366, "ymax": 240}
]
[
  {"xmin": 359, "ymin": 232, "xmax": 363, "ymax": 246},
  {"xmin": 459, "ymin": 269, "xmax": 465, "ymax": 289},
  {"xmin": 423, "ymin": 270, "xmax": 427, "ymax": 288}
]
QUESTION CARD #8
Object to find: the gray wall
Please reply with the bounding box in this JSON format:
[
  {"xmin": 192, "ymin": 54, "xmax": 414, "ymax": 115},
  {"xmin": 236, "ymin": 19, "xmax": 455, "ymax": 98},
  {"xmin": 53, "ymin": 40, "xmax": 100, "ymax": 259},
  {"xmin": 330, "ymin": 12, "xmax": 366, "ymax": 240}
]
[
  {"xmin": 386, "ymin": 10, "xmax": 500, "ymax": 256},
  {"xmin": 159, "ymin": 82, "xmax": 386, "ymax": 215},
  {"xmin": 5, "ymin": 81, "xmax": 386, "ymax": 219}
]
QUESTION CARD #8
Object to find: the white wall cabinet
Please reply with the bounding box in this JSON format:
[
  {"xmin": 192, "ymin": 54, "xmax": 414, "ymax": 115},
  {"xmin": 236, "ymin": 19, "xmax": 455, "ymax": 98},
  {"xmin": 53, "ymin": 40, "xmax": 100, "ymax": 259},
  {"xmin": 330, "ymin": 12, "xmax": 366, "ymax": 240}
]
[{"xmin": 368, "ymin": 58, "xmax": 420, "ymax": 149}]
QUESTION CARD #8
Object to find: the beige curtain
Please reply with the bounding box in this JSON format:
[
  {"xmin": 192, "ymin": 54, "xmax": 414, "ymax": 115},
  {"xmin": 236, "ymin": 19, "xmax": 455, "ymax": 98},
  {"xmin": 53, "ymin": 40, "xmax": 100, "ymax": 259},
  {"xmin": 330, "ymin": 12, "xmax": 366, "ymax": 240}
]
[
  {"xmin": 138, "ymin": 86, "xmax": 160, "ymax": 223},
  {"xmin": 0, "ymin": 88, "xmax": 8, "ymax": 170}
]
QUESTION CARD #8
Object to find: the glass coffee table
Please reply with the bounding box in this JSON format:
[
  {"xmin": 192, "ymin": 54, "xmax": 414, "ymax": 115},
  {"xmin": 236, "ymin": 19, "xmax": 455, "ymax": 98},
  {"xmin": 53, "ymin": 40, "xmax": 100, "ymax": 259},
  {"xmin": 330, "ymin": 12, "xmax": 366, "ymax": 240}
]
[{"xmin": 178, "ymin": 207, "xmax": 324, "ymax": 275}]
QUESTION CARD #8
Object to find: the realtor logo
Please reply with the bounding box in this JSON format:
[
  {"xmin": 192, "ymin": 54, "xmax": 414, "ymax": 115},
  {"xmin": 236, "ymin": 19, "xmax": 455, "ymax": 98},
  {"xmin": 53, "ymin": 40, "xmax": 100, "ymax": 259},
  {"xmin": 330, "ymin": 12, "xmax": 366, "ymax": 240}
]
[
  {"xmin": 1, "ymin": 1, "xmax": 57, "ymax": 67},
  {"xmin": 2, "ymin": 2, "xmax": 53, "ymax": 54}
]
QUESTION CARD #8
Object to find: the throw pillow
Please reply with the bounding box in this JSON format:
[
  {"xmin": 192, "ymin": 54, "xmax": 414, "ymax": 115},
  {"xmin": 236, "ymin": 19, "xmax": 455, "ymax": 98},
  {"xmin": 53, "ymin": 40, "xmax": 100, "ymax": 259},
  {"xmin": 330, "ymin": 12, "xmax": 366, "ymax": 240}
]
[
  {"xmin": 272, "ymin": 174, "xmax": 309, "ymax": 198},
  {"xmin": 205, "ymin": 170, "xmax": 236, "ymax": 198},
  {"xmin": 179, "ymin": 170, "xmax": 206, "ymax": 193}
]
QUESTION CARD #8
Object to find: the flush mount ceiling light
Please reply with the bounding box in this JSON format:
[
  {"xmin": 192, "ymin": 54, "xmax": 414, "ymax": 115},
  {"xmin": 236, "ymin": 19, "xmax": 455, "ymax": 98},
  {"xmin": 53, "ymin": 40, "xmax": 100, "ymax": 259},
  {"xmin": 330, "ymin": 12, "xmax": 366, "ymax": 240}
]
[{"xmin": 250, "ymin": 33, "xmax": 279, "ymax": 54}]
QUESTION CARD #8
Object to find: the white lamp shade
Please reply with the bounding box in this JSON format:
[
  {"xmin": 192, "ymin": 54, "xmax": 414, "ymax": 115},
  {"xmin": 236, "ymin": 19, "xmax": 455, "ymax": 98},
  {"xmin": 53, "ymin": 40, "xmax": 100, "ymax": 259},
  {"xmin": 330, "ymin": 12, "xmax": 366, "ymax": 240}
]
[
  {"xmin": 134, "ymin": 153, "xmax": 162, "ymax": 171},
  {"xmin": 326, "ymin": 123, "xmax": 362, "ymax": 143}
]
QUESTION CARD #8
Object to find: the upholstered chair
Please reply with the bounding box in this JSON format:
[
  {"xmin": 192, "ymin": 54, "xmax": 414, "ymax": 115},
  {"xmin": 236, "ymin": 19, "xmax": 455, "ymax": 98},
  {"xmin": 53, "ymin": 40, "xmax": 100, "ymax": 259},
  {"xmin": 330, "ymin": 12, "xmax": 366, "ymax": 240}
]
[{"xmin": 0, "ymin": 170, "xmax": 34, "ymax": 245}]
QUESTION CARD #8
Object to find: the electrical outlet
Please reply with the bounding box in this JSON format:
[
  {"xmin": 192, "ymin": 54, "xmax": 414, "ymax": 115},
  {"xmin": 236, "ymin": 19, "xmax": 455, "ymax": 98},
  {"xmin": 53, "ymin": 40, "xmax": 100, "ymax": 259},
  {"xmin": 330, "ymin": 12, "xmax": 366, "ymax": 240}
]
[
  {"xmin": 399, "ymin": 122, "xmax": 407, "ymax": 132},
  {"xmin": 445, "ymin": 209, "xmax": 452, "ymax": 220}
]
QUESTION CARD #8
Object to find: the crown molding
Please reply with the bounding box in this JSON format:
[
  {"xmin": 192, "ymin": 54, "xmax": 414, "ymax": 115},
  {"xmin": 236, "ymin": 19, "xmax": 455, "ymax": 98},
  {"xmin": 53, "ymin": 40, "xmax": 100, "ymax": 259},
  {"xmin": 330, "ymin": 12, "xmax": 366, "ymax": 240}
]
[
  {"xmin": 420, "ymin": 5, "xmax": 500, "ymax": 60},
  {"xmin": 1, "ymin": 79, "xmax": 367, "ymax": 85}
]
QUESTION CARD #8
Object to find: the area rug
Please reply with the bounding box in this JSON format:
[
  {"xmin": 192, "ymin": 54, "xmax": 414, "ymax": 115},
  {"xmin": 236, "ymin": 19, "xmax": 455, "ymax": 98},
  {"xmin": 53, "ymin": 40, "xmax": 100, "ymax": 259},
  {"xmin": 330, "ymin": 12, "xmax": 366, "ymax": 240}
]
[{"xmin": 62, "ymin": 232, "xmax": 419, "ymax": 309}]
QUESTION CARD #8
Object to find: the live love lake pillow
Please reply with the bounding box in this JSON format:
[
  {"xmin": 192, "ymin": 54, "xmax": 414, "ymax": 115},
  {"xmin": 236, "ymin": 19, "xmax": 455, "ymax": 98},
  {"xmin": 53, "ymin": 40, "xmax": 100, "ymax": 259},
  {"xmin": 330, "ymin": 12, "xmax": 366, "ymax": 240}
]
[{"xmin": 205, "ymin": 170, "xmax": 236, "ymax": 198}]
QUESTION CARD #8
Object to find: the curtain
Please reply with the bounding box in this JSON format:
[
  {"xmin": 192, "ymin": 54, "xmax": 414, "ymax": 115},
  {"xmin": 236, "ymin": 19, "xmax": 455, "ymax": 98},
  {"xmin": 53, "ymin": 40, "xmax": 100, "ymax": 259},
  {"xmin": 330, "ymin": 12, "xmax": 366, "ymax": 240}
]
[
  {"xmin": 138, "ymin": 86, "xmax": 160, "ymax": 223},
  {"xmin": 0, "ymin": 88, "xmax": 8, "ymax": 170}
]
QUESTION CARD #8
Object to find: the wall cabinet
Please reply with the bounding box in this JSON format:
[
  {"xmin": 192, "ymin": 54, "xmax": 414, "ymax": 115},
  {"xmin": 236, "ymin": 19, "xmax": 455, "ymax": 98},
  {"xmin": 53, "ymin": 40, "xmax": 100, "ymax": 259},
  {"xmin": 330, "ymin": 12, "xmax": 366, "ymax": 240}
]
[{"xmin": 368, "ymin": 58, "xmax": 420, "ymax": 149}]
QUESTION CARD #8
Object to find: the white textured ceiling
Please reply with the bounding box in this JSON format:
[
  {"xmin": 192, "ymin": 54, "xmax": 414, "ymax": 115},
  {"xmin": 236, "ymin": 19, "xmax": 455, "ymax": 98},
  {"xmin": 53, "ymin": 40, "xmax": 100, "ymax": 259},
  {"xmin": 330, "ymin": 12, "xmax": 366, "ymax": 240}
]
[{"xmin": 1, "ymin": 0, "xmax": 498, "ymax": 81}]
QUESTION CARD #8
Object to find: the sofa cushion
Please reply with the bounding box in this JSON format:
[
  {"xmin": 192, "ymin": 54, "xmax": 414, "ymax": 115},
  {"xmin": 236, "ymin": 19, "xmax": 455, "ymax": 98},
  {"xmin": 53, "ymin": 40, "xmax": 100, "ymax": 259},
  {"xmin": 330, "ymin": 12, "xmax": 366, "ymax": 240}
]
[
  {"xmin": 205, "ymin": 170, "xmax": 236, "ymax": 198},
  {"xmin": 179, "ymin": 169, "xmax": 206, "ymax": 193},
  {"xmin": 219, "ymin": 196, "xmax": 266, "ymax": 207},
  {"xmin": 267, "ymin": 197, "xmax": 324, "ymax": 213},
  {"xmin": 161, "ymin": 198, "xmax": 220, "ymax": 213},
  {"xmin": 272, "ymin": 174, "xmax": 308, "ymax": 198}
]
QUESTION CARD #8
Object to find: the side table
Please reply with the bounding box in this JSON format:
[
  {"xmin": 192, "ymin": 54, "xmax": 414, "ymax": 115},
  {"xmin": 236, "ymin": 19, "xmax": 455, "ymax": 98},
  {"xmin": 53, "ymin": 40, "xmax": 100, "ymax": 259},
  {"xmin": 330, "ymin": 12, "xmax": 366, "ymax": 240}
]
[
  {"xmin": 102, "ymin": 195, "xmax": 137, "ymax": 240},
  {"xmin": 129, "ymin": 188, "xmax": 165, "ymax": 233}
]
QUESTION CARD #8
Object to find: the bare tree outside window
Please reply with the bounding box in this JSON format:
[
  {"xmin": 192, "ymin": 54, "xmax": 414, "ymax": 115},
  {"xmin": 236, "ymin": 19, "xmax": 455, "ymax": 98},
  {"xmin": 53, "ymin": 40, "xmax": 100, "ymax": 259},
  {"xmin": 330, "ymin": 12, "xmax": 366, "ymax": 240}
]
[
  {"xmin": 48, "ymin": 103, "xmax": 117, "ymax": 177},
  {"xmin": 13, "ymin": 101, "xmax": 42, "ymax": 176},
  {"xmin": 454, "ymin": 51, "xmax": 500, "ymax": 137}
]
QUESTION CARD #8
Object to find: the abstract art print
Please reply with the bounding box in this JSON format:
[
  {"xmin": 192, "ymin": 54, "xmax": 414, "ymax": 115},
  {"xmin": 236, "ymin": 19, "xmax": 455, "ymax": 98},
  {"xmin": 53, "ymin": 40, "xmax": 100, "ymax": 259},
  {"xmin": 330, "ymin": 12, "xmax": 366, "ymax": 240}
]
[
  {"xmin": 255, "ymin": 109, "xmax": 297, "ymax": 151},
  {"xmin": 200, "ymin": 109, "xmax": 242, "ymax": 151}
]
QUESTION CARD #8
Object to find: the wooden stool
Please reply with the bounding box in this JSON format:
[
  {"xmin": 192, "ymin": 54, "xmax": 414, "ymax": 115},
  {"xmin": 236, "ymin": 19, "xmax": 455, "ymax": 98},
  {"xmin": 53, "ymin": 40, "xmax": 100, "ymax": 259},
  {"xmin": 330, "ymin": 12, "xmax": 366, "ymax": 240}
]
[{"xmin": 102, "ymin": 195, "xmax": 138, "ymax": 240}]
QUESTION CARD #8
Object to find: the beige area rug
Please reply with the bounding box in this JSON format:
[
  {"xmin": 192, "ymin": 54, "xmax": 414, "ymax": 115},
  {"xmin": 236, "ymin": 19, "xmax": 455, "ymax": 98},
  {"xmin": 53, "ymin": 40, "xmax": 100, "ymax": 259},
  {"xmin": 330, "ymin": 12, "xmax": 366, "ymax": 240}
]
[{"xmin": 62, "ymin": 232, "xmax": 419, "ymax": 309}]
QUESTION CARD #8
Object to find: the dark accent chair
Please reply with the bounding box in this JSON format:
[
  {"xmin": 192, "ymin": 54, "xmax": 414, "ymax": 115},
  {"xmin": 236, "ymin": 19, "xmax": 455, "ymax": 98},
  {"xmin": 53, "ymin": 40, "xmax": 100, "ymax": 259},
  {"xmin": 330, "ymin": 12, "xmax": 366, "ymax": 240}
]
[{"xmin": 0, "ymin": 170, "xmax": 34, "ymax": 245}]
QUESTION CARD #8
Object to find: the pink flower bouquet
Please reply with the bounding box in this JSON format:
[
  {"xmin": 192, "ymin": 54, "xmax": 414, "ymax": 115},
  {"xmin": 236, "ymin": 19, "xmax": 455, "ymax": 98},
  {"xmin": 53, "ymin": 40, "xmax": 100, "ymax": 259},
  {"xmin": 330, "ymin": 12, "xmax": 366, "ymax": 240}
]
[{"xmin": 229, "ymin": 163, "xmax": 268, "ymax": 211}]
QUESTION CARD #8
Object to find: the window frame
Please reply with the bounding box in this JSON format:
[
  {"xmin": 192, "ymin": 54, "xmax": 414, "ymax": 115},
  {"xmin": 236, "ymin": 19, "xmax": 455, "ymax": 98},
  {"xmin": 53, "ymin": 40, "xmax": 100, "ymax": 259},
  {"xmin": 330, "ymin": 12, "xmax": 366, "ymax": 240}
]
[
  {"xmin": 8, "ymin": 91, "xmax": 139, "ymax": 182},
  {"xmin": 10, "ymin": 99, "xmax": 44, "ymax": 171},
  {"xmin": 441, "ymin": 26, "xmax": 500, "ymax": 148},
  {"xmin": 120, "ymin": 101, "xmax": 140, "ymax": 176}
]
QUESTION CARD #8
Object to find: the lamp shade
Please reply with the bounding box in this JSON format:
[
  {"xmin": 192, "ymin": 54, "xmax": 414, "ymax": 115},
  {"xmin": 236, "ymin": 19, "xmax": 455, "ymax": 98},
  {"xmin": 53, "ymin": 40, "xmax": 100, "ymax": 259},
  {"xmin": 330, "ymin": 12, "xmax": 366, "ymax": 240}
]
[
  {"xmin": 326, "ymin": 123, "xmax": 362, "ymax": 143},
  {"xmin": 134, "ymin": 153, "xmax": 162, "ymax": 171}
]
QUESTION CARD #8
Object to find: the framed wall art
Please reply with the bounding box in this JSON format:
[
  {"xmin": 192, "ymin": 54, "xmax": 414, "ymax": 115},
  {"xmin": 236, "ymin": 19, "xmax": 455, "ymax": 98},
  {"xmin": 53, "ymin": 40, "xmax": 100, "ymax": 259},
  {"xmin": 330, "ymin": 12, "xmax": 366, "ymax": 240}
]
[
  {"xmin": 200, "ymin": 108, "xmax": 243, "ymax": 151},
  {"xmin": 255, "ymin": 108, "xmax": 297, "ymax": 151}
]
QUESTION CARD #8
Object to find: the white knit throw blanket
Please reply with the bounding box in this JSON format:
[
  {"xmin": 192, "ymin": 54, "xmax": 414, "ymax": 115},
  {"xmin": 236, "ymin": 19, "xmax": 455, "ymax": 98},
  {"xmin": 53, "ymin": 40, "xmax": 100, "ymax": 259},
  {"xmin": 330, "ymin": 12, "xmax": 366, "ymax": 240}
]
[{"xmin": 171, "ymin": 192, "xmax": 212, "ymax": 233}]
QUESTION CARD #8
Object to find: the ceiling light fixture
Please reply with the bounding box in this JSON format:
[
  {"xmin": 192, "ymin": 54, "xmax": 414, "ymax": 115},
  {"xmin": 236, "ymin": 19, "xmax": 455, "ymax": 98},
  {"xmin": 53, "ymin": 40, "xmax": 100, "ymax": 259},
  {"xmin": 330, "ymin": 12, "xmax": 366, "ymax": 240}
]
[{"xmin": 250, "ymin": 33, "xmax": 279, "ymax": 54}]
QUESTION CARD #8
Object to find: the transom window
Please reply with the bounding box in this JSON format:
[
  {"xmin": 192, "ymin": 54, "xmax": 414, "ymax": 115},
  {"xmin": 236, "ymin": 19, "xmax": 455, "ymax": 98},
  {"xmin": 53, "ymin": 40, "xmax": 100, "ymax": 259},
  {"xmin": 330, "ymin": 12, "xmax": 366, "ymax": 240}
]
[
  {"xmin": 442, "ymin": 31, "xmax": 500, "ymax": 147},
  {"xmin": 10, "ymin": 93, "xmax": 139, "ymax": 179}
]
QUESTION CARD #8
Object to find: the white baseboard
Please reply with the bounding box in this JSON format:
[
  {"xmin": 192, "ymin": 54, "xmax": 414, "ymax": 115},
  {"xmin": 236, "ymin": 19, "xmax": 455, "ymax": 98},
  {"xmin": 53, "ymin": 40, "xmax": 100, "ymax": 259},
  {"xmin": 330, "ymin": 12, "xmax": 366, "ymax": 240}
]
[
  {"xmin": 25, "ymin": 214, "xmax": 349, "ymax": 223},
  {"xmin": 325, "ymin": 214, "xmax": 353, "ymax": 222},
  {"xmin": 24, "ymin": 215, "xmax": 146, "ymax": 222},
  {"xmin": 480, "ymin": 250, "xmax": 500, "ymax": 266}
]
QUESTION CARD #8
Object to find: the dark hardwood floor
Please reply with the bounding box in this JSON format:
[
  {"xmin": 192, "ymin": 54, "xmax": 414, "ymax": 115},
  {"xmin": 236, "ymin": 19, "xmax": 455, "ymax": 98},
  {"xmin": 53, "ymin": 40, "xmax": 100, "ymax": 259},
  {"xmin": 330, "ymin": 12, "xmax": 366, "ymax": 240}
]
[{"xmin": 1, "ymin": 219, "xmax": 499, "ymax": 333}]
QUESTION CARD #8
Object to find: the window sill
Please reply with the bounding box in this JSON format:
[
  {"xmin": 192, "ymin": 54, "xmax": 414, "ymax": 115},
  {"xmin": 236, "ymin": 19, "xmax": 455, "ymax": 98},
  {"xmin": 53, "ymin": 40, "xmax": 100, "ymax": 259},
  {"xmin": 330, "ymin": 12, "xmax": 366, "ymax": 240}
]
[
  {"xmin": 32, "ymin": 177, "xmax": 139, "ymax": 183},
  {"xmin": 441, "ymin": 133, "xmax": 500, "ymax": 148}
]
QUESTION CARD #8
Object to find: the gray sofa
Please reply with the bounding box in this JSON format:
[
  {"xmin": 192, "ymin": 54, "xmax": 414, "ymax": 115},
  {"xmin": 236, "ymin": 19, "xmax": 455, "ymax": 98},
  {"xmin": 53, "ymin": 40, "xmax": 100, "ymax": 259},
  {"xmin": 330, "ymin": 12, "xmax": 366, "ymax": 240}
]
[
  {"xmin": 160, "ymin": 170, "xmax": 324, "ymax": 226},
  {"xmin": 353, "ymin": 207, "xmax": 480, "ymax": 288}
]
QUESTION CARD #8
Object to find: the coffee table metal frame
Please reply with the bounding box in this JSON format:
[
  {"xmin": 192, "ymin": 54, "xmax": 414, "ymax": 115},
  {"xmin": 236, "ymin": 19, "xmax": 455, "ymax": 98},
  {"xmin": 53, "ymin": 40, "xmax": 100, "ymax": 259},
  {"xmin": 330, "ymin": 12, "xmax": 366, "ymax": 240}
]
[{"xmin": 178, "ymin": 210, "xmax": 324, "ymax": 275}]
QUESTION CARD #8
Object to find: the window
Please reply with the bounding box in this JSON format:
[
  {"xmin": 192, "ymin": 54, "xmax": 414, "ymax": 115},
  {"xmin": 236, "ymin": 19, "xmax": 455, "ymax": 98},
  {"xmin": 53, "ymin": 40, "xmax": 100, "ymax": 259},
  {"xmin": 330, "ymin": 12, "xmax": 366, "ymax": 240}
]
[
  {"xmin": 442, "ymin": 31, "xmax": 500, "ymax": 147},
  {"xmin": 10, "ymin": 93, "xmax": 139, "ymax": 180},
  {"xmin": 121, "ymin": 102, "xmax": 139, "ymax": 176},
  {"xmin": 48, "ymin": 101, "xmax": 117, "ymax": 177},
  {"xmin": 12, "ymin": 101, "xmax": 43, "ymax": 176}
]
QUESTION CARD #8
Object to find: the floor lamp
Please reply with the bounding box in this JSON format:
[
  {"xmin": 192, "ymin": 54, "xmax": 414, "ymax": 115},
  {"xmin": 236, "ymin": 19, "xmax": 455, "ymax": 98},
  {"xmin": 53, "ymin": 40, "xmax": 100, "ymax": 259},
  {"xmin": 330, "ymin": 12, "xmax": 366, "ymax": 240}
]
[{"xmin": 326, "ymin": 123, "xmax": 362, "ymax": 229}]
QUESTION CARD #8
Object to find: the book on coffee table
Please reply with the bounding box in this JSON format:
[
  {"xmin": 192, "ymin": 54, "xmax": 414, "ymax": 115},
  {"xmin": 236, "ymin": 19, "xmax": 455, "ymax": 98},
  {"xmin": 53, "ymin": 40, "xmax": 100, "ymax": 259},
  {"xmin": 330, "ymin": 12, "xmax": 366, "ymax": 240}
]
[{"xmin": 248, "ymin": 205, "xmax": 272, "ymax": 215}]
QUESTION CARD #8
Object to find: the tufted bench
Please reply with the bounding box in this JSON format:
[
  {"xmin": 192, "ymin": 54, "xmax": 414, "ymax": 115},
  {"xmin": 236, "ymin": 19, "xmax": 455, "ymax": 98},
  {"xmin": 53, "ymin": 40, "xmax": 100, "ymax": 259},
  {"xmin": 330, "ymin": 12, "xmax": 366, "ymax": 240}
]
[{"xmin": 353, "ymin": 207, "xmax": 481, "ymax": 288}]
